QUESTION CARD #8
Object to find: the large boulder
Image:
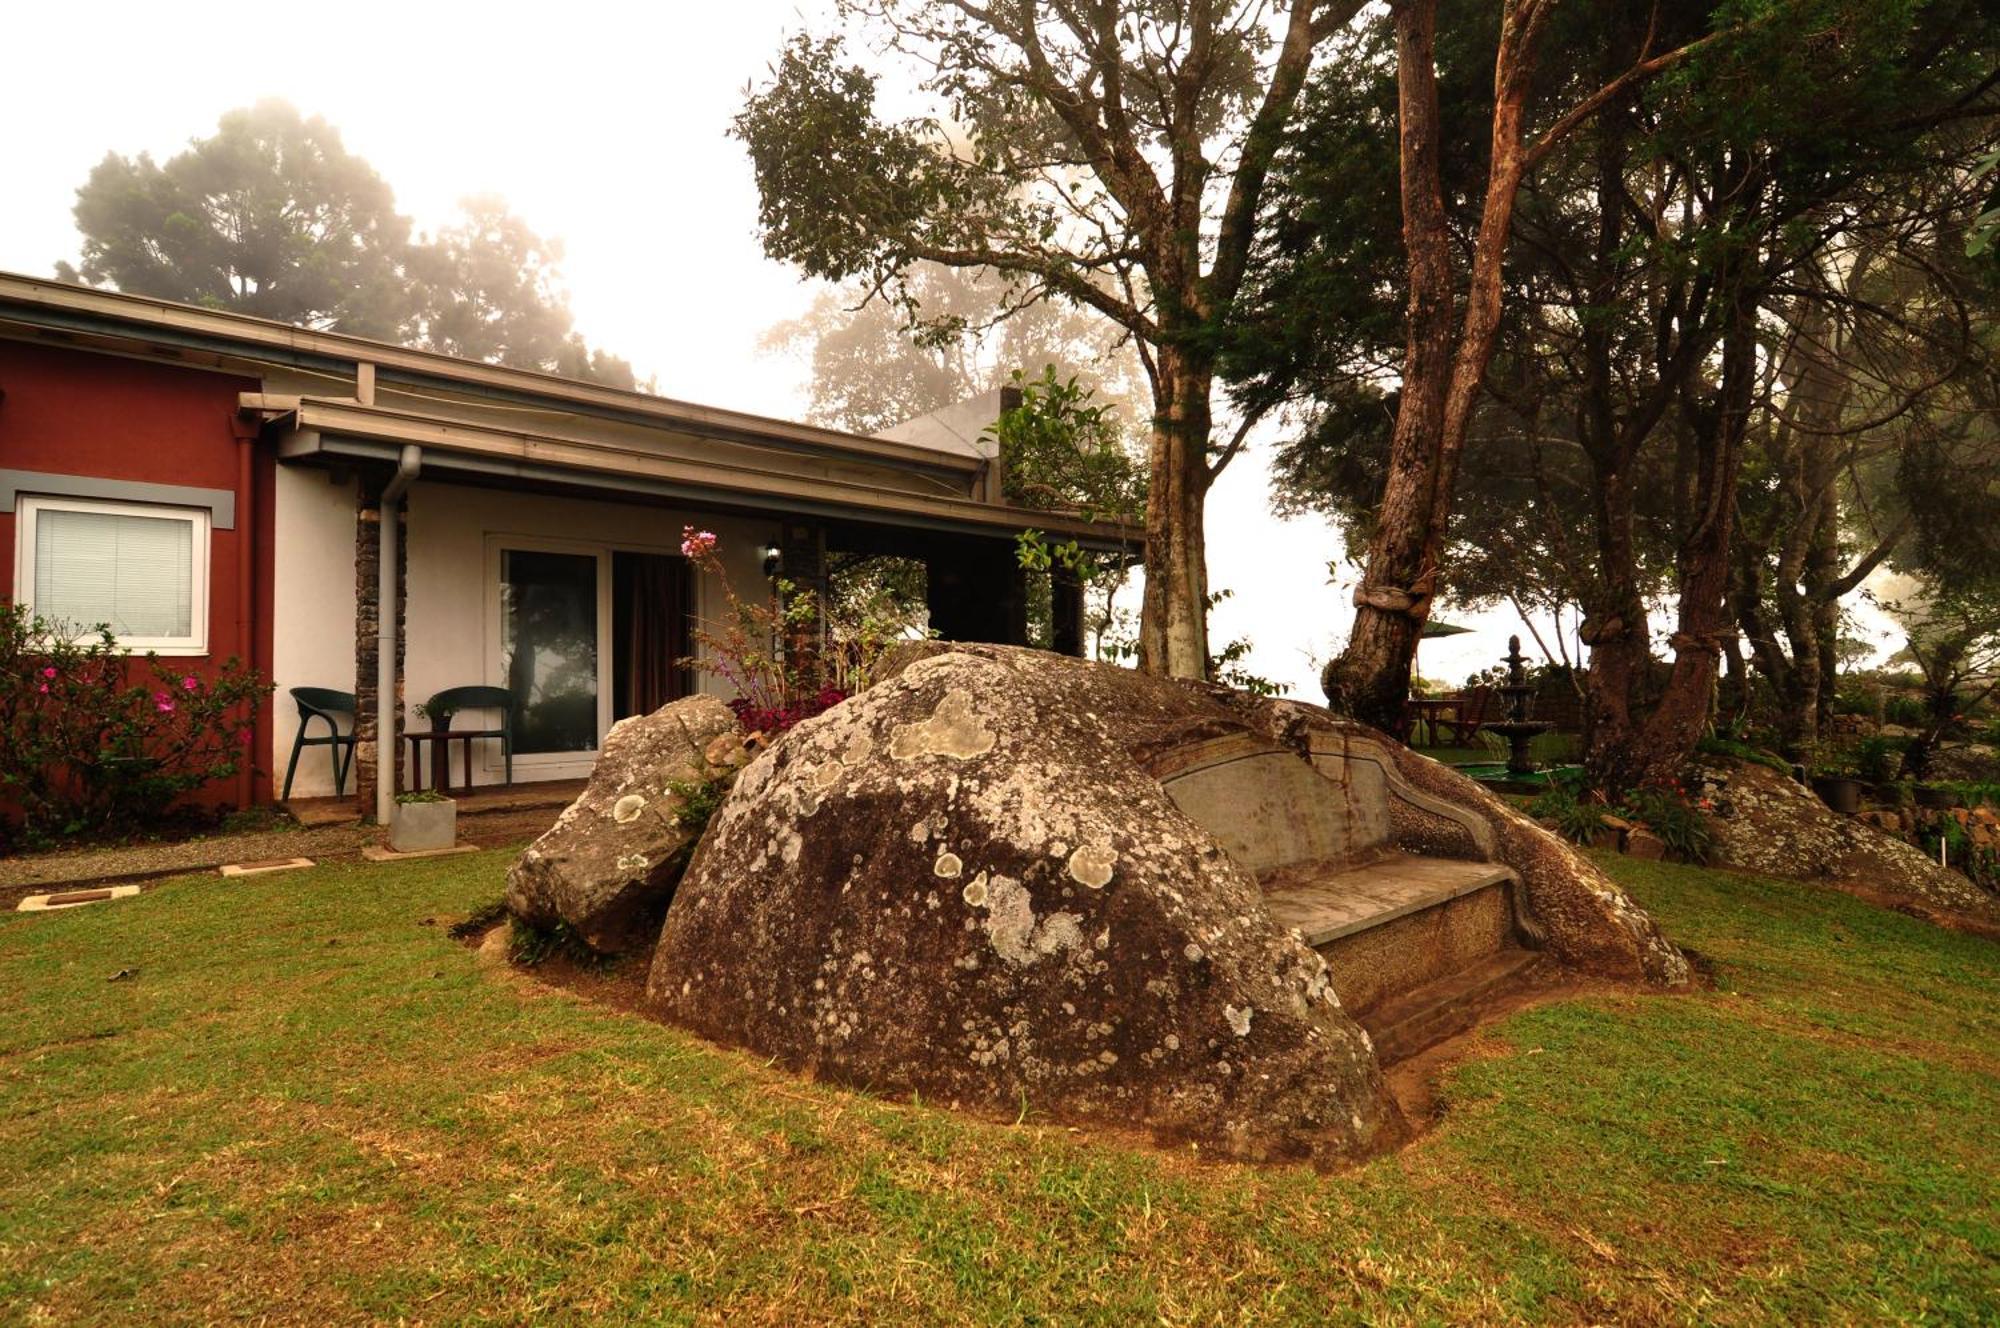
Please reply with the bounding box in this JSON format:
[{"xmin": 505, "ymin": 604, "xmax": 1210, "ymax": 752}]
[
  {"xmin": 505, "ymin": 694, "xmax": 743, "ymax": 953},
  {"xmin": 1697, "ymin": 757, "xmax": 2000, "ymax": 922},
  {"xmin": 646, "ymin": 646, "xmax": 1684, "ymax": 1160}
]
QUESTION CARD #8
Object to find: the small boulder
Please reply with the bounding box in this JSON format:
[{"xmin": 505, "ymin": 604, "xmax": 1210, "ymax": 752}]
[
  {"xmin": 1697, "ymin": 757, "xmax": 1998, "ymax": 922},
  {"xmin": 505, "ymin": 694, "xmax": 742, "ymax": 953},
  {"xmin": 1624, "ymin": 827, "xmax": 1668, "ymax": 861}
]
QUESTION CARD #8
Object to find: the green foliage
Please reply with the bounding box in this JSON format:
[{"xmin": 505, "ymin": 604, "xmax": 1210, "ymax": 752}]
[
  {"xmin": 664, "ymin": 773, "xmax": 733, "ymax": 839},
  {"xmin": 506, "ymin": 917, "xmax": 601, "ymax": 969},
  {"xmin": 1621, "ymin": 785, "xmax": 1717, "ymax": 866},
  {"xmin": 394, "ymin": 790, "xmax": 451, "ymax": 806},
  {"xmin": 1205, "ymin": 590, "xmax": 1284, "ymax": 696},
  {"xmin": 1695, "ymin": 735, "xmax": 1792, "ymax": 774},
  {"xmin": 988, "ymin": 367, "xmax": 1146, "ymax": 524},
  {"xmin": 1529, "ymin": 784, "xmax": 1607, "ymax": 846},
  {"xmin": 994, "ymin": 367, "xmax": 1145, "ymax": 661},
  {"xmin": 58, "ymin": 99, "xmax": 408, "ymax": 336},
  {"xmin": 59, "ymin": 100, "xmax": 633, "ymax": 385},
  {"xmin": 1853, "ymin": 736, "xmax": 1905, "ymax": 785},
  {"xmin": 1884, "ymin": 693, "xmax": 1930, "ymax": 727},
  {"xmin": 0, "ymin": 602, "xmax": 270, "ymax": 848}
]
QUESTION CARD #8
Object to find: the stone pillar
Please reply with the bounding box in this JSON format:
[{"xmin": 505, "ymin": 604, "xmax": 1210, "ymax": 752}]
[{"xmin": 352, "ymin": 484, "xmax": 407, "ymax": 820}]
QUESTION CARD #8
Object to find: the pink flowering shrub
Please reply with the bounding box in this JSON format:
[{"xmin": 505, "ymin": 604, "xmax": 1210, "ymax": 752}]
[
  {"xmin": 678, "ymin": 527, "xmax": 911, "ymax": 734},
  {"xmin": 0, "ymin": 601, "xmax": 270, "ymax": 847}
]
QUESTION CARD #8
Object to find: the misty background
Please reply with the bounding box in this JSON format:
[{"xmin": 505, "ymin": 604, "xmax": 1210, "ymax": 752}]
[{"xmin": 0, "ymin": 0, "xmax": 1900, "ymax": 692}]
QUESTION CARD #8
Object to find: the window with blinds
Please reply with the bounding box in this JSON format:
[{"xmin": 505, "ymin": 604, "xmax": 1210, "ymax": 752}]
[{"xmin": 14, "ymin": 495, "xmax": 210, "ymax": 653}]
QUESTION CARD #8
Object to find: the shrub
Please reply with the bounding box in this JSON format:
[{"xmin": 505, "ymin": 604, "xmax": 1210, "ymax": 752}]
[
  {"xmin": 678, "ymin": 528, "xmax": 916, "ymax": 734},
  {"xmin": 1885, "ymin": 694, "xmax": 1929, "ymax": 728},
  {"xmin": 1530, "ymin": 784, "xmax": 1607, "ymax": 846},
  {"xmin": 1622, "ymin": 784, "xmax": 1717, "ymax": 865},
  {"xmin": 0, "ymin": 602, "xmax": 270, "ymax": 847},
  {"xmin": 1853, "ymin": 736, "xmax": 1905, "ymax": 785}
]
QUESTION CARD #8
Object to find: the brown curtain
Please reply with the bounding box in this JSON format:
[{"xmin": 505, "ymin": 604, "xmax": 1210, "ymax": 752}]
[{"xmin": 617, "ymin": 553, "xmax": 691, "ymax": 718}]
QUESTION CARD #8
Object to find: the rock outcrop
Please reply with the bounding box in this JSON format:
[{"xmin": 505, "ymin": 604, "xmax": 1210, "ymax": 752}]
[
  {"xmin": 646, "ymin": 645, "xmax": 1685, "ymax": 1159},
  {"xmin": 1697, "ymin": 757, "xmax": 2000, "ymax": 921},
  {"xmin": 1247, "ymin": 698, "xmax": 1691, "ymax": 987},
  {"xmin": 505, "ymin": 694, "xmax": 744, "ymax": 953}
]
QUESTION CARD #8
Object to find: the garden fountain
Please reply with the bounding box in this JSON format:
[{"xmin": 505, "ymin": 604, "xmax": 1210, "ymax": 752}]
[{"xmin": 1487, "ymin": 635, "xmax": 1554, "ymax": 776}]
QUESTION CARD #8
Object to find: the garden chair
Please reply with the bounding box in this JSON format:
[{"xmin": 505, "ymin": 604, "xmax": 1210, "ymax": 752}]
[
  {"xmin": 281, "ymin": 687, "xmax": 358, "ymax": 801},
  {"xmin": 1438, "ymin": 685, "xmax": 1495, "ymax": 746},
  {"xmin": 411, "ymin": 685, "xmax": 516, "ymax": 792}
]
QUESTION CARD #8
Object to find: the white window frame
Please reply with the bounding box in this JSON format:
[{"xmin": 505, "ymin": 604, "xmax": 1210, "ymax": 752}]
[
  {"xmin": 13, "ymin": 493, "xmax": 212, "ymax": 656},
  {"xmin": 480, "ymin": 531, "xmax": 710, "ymax": 777},
  {"xmin": 485, "ymin": 534, "xmax": 614, "ymax": 773}
]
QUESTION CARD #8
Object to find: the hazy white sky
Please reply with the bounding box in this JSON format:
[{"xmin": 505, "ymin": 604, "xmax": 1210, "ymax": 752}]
[{"xmin": 0, "ymin": 0, "xmax": 1618, "ymax": 694}]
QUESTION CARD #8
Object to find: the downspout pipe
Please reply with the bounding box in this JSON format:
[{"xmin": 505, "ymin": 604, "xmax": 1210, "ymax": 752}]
[{"xmin": 376, "ymin": 444, "xmax": 421, "ymax": 827}]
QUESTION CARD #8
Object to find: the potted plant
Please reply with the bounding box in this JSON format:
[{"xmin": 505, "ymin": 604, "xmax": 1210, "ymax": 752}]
[
  {"xmin": 1808, "ymin": 757, "xmax": 1864, "ymax": 816},
  {"xmin": 1914, "ymin": 782, "xmax": 1960, "ymax": 810},
  {"xmin": 390, "ymin": 789, "xmax": 457, "ymax": 852}
]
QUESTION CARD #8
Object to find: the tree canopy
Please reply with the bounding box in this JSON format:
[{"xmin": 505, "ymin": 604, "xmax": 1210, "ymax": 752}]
[
  {"xmin": 734, "ymin": 1, "xmax": 1369, "ymax": 678},
  {"xmin": 57, "ymin": 100, "xmax": 635, "ymax": 388},
  {"xmin": 1228, "ymin": 0, "xmax": 2000, "ymax": 784}
]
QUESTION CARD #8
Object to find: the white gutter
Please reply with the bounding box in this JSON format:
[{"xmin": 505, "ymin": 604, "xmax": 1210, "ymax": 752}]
[{"xmin": 376, "ymin": 445, "xmax": 421, "ymax": 826}]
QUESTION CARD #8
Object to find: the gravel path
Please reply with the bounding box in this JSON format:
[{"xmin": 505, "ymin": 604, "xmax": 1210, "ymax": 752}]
[{"xmin": 0, "ymin": 804, "xmax": 563, "ymax": 899}]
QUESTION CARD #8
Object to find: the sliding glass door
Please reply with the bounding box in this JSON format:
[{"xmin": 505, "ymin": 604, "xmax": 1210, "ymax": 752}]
[
  {"xmin": 499, "ymin": 547, "xmax": 602, "ymax": 755},
  {"xmin": 489, "ymin": 537, "xmax": 697, "ymax": 768}
]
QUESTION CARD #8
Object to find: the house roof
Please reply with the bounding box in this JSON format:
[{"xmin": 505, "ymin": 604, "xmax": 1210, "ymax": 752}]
[{"xmin": 0, "ymin": 271, "xmax": 1132, "ymax": 549}]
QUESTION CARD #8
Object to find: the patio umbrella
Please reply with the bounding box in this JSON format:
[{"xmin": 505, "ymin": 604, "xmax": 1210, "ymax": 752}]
[{"xmin": 1413, "ymin": 618, "xmax": 1473, "ymax": 686}]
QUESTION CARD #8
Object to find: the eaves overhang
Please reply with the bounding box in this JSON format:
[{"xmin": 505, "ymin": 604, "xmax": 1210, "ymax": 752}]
[{"xmin": 276, "ymin": 400, "xmax": 1134, "ymax": 552}]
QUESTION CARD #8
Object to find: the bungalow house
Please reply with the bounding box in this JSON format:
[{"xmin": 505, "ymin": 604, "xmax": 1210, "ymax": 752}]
[{"xmin": 0, "ymin": 272, "xmax": 1128, "ymax": 826}]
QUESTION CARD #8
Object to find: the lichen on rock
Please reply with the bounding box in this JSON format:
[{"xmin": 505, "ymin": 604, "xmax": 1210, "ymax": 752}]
[
  {"xmin": 504, "ymin": 694, "xmax": 744, "ymax": 954},
  {"xmin": 644, "ymin": 644, "xmax": 1688, "ymax": 1160}
]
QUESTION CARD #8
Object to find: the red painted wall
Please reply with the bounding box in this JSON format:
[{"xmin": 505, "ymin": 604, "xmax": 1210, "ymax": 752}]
[{"xmin": 0, "ymin": 338, "xmax": 271, "ymax": 810}]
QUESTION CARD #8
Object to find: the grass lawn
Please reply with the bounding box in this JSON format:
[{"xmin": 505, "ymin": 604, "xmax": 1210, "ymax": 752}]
[{"xmin": 1, "ymin": 850, "xmax": 1994, "ymax": 1325}]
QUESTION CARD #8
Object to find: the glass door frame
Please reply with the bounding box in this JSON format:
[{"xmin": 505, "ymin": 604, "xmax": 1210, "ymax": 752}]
[{"xmin": 484, "ymin": 533, "xmax": 615, "ymax": 776}]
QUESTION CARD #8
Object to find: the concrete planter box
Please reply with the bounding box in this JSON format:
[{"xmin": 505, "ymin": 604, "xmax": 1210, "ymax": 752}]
[{"xmin": 390, "ymin": 798, "xmax": 458, "ymax": 853}]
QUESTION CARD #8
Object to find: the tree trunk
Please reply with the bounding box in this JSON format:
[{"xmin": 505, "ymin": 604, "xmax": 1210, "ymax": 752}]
[
  {"xmin": 1137, "ymin": 348, "xmax": 1213, "ymax": 679},
  {"xmin": 1606, "ymin": 284, "xmax": 1759, "ymax": 789},
  {"xmin": 1326, "ymin": 0, "xmax": 1548, "ymax": 730}
]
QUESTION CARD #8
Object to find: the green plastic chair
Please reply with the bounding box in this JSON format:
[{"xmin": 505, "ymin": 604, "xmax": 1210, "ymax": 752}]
[
  {"xmin": 281, "ymin": 687, "xmax": 358, "ymax": 801},
  {"xmin": 422, "ymin": 685, "xmax": 516, "ymax": 787}
]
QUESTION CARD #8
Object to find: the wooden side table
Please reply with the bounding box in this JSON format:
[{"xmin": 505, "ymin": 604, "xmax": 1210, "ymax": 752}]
[{"xmin": 405, "ymin": 730, "xmax": 480, "ymax": 795}]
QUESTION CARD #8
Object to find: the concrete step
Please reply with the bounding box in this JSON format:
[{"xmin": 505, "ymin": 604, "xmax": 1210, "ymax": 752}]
[
  {"xmin": 1261, "ymin": 852, "xmax": 1525, "ymax": 1013},
  {"xmin": 1356, "ymin": 946, "xmax": 1551, "ymax": 1065}
]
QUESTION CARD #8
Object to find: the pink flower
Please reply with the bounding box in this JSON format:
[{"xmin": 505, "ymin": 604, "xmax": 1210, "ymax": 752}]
[
  {"xmin": 37, "ymin": 682, "xmax": 48, "ymax": 694},
  {"xmin": 680, "ymin": 525, "xmax": 718, "ymax": 559},
  {"xmin": 41, "ymin": 666, "xmax": 57, "ymax": 679},
  {"xmin": 153, "ymin": 691, "xmax": 175, "ymax": 714},
  {"xmin": 182, "ymin": 675, "xmax": 200, "ymax": 691}
]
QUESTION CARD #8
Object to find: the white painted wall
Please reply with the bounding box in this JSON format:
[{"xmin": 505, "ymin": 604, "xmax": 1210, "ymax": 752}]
[
  {"xmin": 401, "ymin": 481, "xmax": 774, "ymax": 787},
  {"xmin": 269, "ymin": 468, "xmax": 778, "ymax": 798},
  {"xmin": 270, "ymin": 465, "xmax": 360, "ymax": 798}
]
